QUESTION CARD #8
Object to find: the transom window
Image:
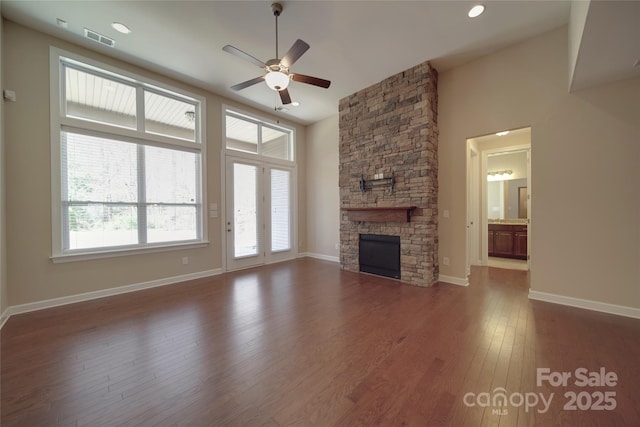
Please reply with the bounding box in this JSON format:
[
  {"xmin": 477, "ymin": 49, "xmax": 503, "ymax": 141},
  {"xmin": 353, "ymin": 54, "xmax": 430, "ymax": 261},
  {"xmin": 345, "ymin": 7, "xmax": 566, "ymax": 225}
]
[
  {"xmin": 225, "ymin": 110, "xmax": 294, "ymax": 161},
  {"xmin": 51, "ymin": 49, "xmax": 206, "ymax": 259}
]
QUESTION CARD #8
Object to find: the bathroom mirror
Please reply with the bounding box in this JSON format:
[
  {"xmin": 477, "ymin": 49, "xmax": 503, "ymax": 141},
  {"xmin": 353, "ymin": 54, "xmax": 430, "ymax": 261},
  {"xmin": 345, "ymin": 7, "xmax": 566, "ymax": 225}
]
[{"xmin": 487, "ymin": 150, "xmax": 528, "ymax": 220}]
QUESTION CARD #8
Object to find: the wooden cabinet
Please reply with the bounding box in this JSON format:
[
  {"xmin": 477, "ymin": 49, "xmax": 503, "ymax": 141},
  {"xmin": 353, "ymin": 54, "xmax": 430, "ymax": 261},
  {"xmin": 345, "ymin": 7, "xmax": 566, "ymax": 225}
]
[
  {"xmin": 488, "ymin": 224, "xmax": 528, "ymax": 260},
  {"xmin": 514, "ymin": 230, "xmax": 528, "ymax": 258},
  {"xmin": 488, "ymin": 230, "xmax": 495, "ymax": 254},
  {"xmin": 494, "ymin": 230, "xmax": 515, "ymax": 256}
]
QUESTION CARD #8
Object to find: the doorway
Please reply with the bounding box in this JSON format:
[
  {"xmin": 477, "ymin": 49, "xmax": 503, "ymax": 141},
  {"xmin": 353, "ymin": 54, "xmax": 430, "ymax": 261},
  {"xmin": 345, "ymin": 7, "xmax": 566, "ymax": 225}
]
[
  {"xmin": 466, "ymin": 127, "xmax": 531, "ymax": 272},
  {"xmin": 466, "ymin": 145, "xmax": 480, "ymax": 276},
  {"xmin": 225, "ymin": 156, "xmax": 295, "ymax": 271}
]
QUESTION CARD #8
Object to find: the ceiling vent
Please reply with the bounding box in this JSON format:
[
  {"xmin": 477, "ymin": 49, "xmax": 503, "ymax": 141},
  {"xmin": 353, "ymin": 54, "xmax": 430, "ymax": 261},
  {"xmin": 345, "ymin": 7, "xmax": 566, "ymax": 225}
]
[{"xmin": 83, "ymin": 28, "xmax": 115, "ymax": 48}]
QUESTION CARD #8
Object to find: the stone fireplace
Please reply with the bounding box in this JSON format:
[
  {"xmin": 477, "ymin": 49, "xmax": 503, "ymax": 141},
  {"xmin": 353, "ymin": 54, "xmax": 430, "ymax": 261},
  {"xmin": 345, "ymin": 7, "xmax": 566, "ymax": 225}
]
[{"xmin": 339, "ymin": 61, "xmax": 438, "ymax": 287}]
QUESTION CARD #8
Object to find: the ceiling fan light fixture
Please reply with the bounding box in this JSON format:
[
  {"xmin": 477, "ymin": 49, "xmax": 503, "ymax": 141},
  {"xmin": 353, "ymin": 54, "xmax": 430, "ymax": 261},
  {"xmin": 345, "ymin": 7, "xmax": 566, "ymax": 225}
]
[{"xmin": 265, "ymin": 71, "xmax": 290, "ymax": 91}]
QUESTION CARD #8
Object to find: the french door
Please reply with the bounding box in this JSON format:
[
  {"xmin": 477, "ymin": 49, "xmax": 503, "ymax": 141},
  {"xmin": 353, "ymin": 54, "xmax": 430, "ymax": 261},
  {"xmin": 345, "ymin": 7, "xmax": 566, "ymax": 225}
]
[{"xmin": 225, "ymin": 156, "xmax": 295, "ymax": 270}]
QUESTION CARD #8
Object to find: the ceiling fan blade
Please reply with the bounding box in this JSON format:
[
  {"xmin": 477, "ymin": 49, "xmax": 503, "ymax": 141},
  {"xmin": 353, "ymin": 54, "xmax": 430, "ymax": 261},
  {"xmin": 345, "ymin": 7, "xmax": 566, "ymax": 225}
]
[
  {"xmin": 291, "ymin": 74, "xmax": 331, "ymax": 89},
  {"xmin": 222, "ymin": 45, "xmax": 267, "ymax": 69},
  {"xmin": 281, "ymin": 39, "xmax": 310, "ymax": 68},
  {"xmin": 231, "ymin": 76, "xmax": 265, "ymax": 91},
  {"xmin": 279, "ymin": 88, "xmax": 292, "ymax": 105}
]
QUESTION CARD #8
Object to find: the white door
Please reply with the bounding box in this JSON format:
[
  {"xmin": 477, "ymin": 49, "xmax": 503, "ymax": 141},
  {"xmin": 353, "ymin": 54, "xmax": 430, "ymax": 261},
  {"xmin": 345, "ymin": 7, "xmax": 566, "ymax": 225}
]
[
  {"xmin": 225, "ymin": 157, "xmax": 295, "ymax": 270},
  {"xmin": 226, "ymin": 157, "xmax": 263, "ymax": 270},
  {"xmin": 267, "ymin": 166, "xmax": 294, "ymax": 263},
  {"xmin": 526, "ymin": 148, "xmax": 532, "ymax": 271}
]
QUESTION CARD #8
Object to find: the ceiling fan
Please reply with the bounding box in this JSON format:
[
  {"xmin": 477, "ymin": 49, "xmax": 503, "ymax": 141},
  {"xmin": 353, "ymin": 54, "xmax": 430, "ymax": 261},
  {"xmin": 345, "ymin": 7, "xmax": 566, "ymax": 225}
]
[{"xmin": 222, "ymin": 2, "xmax": 331, "ymax": 106}]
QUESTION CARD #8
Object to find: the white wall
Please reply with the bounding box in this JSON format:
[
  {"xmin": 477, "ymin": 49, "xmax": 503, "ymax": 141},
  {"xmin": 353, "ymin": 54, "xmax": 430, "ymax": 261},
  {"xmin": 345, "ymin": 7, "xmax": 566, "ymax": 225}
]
[
  {"xmin": 305, "ymin": 114, "xmax": 339, "ymax": 260},
  {"xmin": 439, "ymin": 26, "xmax": 640, "ymax": 309}
]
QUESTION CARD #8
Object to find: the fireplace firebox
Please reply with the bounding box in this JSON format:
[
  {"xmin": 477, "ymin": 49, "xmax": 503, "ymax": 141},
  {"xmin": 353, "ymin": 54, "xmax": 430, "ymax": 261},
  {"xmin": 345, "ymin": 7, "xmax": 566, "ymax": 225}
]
[{"xmin": 359, "ymin": 234, "xmax": 401, "ymax": 279}]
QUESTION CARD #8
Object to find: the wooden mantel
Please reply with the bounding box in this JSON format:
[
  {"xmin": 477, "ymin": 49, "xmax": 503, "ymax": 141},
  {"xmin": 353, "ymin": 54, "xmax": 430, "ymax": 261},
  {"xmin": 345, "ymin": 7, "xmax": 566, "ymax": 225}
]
[{"xmin": 342, "ymin": 206, "xmax": 417, "ymax": 223}]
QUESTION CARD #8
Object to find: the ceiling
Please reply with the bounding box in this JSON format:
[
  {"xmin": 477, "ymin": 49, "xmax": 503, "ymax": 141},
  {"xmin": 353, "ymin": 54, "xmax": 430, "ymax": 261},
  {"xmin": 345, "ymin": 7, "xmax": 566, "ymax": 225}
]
[{"xmin": 1, "ymin": 1, "xmax": 637, "ymax": 125}]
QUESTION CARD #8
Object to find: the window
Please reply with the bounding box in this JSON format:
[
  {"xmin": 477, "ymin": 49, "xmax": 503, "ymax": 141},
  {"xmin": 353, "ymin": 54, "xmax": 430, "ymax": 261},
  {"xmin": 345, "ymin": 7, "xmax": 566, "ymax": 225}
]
[
  {"xmin": 51, "ymin": 49, "xmax": 206, "ymax": 259},
  {"xmin": 225, "ymin": 110, "xmax": 293, "ymax": 161}
]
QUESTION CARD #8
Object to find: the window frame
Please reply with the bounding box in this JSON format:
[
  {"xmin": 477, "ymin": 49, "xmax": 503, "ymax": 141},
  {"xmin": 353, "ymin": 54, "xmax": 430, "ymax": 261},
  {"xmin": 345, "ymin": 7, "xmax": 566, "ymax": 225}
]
[
  {"xmin": 224, "ymin": 108, "xmax": 295, "ymax": 162},
  {"xmin": 50, "ymin": 47, "xmax": 208, "ymax": 262}
]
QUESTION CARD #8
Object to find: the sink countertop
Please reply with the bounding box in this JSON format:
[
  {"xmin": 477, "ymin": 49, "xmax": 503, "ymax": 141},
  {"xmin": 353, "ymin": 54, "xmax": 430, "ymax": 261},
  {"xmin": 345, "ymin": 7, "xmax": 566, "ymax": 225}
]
[{"xmin": 488, "ymin": 219, "xmax": 528, "ymax": 226}]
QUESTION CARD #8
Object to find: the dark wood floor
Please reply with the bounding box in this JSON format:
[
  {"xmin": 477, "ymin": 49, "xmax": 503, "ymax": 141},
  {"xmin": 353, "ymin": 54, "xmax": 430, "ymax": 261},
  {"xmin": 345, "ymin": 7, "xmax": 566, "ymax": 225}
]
[{"xmin": 2, "ymin": 259, "xmax": 639, "ymax": 426}]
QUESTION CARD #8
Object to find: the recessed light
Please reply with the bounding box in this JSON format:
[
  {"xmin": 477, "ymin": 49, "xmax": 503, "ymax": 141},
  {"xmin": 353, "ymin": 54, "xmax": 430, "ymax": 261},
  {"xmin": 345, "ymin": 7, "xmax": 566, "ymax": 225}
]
[
  {"xmin": 496, "ymin": 131, "xmax": 510, "ymax": 136},
  {"xmin": 291, "ymin": 101, "xmax": 300, "ymax": 107},
  {"xmin": 111, "ymin": 22, "xmax": 131, "ymax": 34},
  {"xmin": 468, "ymin": 4, "xmax": 485, "ymax": 18}
]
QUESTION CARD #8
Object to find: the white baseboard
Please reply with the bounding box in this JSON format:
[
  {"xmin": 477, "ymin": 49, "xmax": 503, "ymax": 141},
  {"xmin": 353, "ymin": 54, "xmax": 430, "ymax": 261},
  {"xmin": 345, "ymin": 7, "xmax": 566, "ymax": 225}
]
[
  {"xmin": 3, "ymin": 255, "xmax": 344, "ymax": 327},
  {"xmin": 3, "ymin": 268, "xmax": 222, "ymax": 323},
  {"xmin": 438, "ymin": 274, "xmax": 469, "ymax": 287},
  {"xmin": 300, "ymin": 252, "xmax": 340, "ymax": 263},
  {"xmin": 529, "ymin": 290, "xmax": 640, "ymax": 320}
]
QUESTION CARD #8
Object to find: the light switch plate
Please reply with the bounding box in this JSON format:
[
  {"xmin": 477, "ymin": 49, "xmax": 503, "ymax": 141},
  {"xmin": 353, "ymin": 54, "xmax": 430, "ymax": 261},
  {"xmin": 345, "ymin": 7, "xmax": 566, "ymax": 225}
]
[{"xmin": 3, "ymin": 90, "xmax": 16, "ymax": 102}]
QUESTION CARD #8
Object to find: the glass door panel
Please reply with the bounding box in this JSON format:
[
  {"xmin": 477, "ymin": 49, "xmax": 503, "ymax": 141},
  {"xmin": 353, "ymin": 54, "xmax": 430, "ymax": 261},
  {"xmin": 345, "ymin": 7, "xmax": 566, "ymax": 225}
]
[
  {"xmin": 270, "ymin": 168, "xmax": 291, "ymax": 252},
  {"xmin": 233, "ymin": 163, "xmax": 259, "ymax": 257},
  {"xmin": 226, "ymin": 158, "xmax": 263, "ymax": 270}
]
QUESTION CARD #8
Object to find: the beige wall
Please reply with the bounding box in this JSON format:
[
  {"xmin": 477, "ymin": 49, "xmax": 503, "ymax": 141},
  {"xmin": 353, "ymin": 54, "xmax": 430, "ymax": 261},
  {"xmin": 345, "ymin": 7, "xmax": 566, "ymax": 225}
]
[
  {"xmin": 3, "ymin": 20, "xmax": 306, "ymax": 306},
  {"xmin": 568, "ymin": 0, "xmax": 590, "ymax": 89},
  {"xmin": 305, "ymin": 114, "xmax": 339, "ymax": 259},
  {"xmin": 0, "ymin": 13, "xmax": 7, "ymax": 317},
  {"xmin": 439, "ymin": 26, "xmax": 640, "ymax": 308}
]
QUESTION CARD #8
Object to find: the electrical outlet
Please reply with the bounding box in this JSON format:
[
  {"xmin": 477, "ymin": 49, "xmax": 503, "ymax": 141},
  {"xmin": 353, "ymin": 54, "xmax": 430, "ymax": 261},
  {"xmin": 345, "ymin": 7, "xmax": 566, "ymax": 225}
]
[
  {"xmin": 182, "ymin": 257, "xmax": 189, "ymax": 265},
  {"xmin": 334, "ymin": 243, "xmax": 339, "ymax": 250},
  {"xmin": 443, "ymin": 257, "xmax": 450, "ymax": 266}
]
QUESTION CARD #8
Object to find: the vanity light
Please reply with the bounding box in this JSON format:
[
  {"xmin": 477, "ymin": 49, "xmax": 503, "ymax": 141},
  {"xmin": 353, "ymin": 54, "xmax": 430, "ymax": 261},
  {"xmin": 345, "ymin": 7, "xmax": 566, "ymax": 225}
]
[
  {"xmin": 487, "ymin": 170, "xmax": 513, "ymax": 181},
  {"xmin": 468, "ymin": 4, "xmax": 485, "ymax": 18}
]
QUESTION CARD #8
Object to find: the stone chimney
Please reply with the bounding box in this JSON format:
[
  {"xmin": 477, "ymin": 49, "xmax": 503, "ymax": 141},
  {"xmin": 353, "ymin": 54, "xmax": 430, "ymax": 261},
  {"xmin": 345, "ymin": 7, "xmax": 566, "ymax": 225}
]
[{"xmin": 339, "ymin": 61, "xmax": 438, "ymax": 287}]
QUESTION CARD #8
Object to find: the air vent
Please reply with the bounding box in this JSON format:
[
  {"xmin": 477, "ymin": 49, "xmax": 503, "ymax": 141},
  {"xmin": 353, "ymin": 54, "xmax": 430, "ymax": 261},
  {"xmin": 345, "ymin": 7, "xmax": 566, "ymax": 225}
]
[{"xmin": 83, "ymin": 28, "xmax": 115, "ymax": 48}]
